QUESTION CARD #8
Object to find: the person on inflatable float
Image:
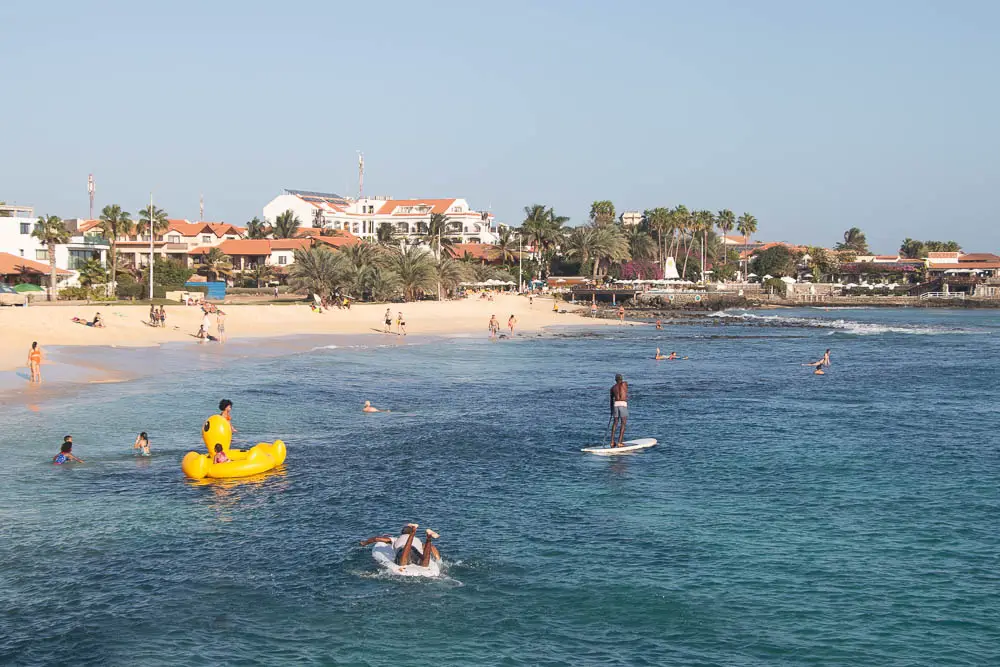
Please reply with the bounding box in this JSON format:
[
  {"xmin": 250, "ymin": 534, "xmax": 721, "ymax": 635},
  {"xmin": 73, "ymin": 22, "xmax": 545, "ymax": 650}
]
[{"xmin": 359, "ymin": 523, "xmax": 440, "ymax": 567}]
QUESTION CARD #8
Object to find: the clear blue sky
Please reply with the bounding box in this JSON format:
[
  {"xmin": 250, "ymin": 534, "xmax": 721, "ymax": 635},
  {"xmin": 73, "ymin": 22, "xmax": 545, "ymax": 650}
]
[{"xmin": 2, "ymin": 0, "xmax": 997, "ymax": 253}]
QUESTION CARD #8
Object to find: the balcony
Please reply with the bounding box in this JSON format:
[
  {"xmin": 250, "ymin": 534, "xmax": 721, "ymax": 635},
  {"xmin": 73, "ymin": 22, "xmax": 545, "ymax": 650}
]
[{"xmin": 78, "ymin": 237, "xmax": 110, "ymax": 247}]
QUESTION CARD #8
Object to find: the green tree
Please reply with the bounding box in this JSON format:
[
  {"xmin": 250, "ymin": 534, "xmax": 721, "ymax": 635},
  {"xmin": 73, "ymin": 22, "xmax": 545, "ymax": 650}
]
[
  {"xmin": 421, "ymin": 212, "xmax": 458, "ymax": 260},
  {"xmin": 136, "ymin": 204, "xmax": 169, "ymax": 240},
  {"xmin": 495, "ymin": 227, "xmax": 519, "ymax": 264},
  {"xmin": 394, "ymin": 246, "xmax": 437, "ymax": 301},
  {"xmin": 272, "ymin": 210, "xmax": 300, "ymax": 239},
  {"xmin": 249, "ymin": 263, "xmax": 274, "ymax": 289},
  {"xmin": 435, "ymin": 256, "xmax": 470, "ymax": 297},
  {"xmin": 368, "ymin": 266, "xmax": 402, "ymax": 301},
  {"xmin": 31, "ymin": 215, "xmax": 70, "ymax": 301},
  {"xmin": 835, "ymin": 227, "xmax": 869, "ymax": 254},
  {"xmin": 923, "ymin": 240, "xmax": 962, "ymax": 253},
  {"xmin": 98, "ymin": 204, "xmax": 133, "ymax": 297},
  {"xmin": 202, "ymin": 247, "xmax": 233, "ymax": 282},
  {"xmin": 289, "ymin": 246, "xmax": 342, "ymax": 296},
  {"xmin": 805, "ymin": 246, "xmax": 839, "ymax": 281},
  {"xmin": 376, "ymin": 223, "xmax": 399, "ymax": 249},
  {"xmin": 736, "ymin": 212, "xmax": 758, "ymax": 280},
  {"xmin": 899, "ymin": 238, "xmax": 924, "ymax": 259},
  {"xmin": 336, "ymin": 243, "xmax": 388, "ymax": 297},
  {"xmin": 716, "ymin": 209, "xmax": 736, "ymax": 243},
  {"xmin": 589, "ymin": 200, "xmax": 616, "ymax": 226},
  {"xmin": 143, "ymin": 257, "xmax": 194, "ymax": 286},
  {"xmin": 642, "ymin": 207, "xmax": 671, "ymax": 265},
  {"xmin": 751, "ymin": 244, "xmax": 798, "ymax": 278},
  {"xmin": 245, "ymin": 216, "xmax": 269, "ymax": 239},
  {"xmin": 518, "ymin": 204, "xmax": 568, "ymax": 278},
  {"xmin": 77, "ymin": 258, "xmax": 108, "ymax": 288},
  {"xmin": 627, "ymin": 227, "xmax": 655, "ymax": 262}
]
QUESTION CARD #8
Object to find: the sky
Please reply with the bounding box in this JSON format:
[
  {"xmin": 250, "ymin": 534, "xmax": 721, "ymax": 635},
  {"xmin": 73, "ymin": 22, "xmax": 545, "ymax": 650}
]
[{"xmin": 1, "ymin": 0, "xmax": 997, "ymax": 253}]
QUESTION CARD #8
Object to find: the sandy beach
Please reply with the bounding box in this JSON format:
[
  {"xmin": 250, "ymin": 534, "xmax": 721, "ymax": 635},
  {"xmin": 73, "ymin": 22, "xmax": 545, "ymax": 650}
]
[{"xmin": 1, "ymin": 295, "xmax": 603, "ymax": 374}]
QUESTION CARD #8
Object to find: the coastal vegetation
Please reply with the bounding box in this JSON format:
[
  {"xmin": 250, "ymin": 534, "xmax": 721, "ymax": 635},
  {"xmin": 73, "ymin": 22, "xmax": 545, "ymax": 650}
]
[{"xmin": 31, "ymin": 214, "xmax": 70, "ymax": 300}]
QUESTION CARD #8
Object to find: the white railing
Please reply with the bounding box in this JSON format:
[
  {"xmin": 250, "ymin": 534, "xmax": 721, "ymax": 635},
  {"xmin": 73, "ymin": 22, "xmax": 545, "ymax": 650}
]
[{"xmin": 919, "ymin": 292, "xmax": 965, "ymax": 300}]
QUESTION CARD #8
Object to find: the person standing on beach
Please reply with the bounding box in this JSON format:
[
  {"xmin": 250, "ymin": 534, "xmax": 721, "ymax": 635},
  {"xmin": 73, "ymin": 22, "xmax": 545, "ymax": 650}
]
[
  {"xmin": 591, "ymin": 302, "xmax": 598, "ymax": 318},
  {"xmin": 397, "ymin": 312, "xmax": 406, "ymax": 335},
  {"xmin": 217, "ymin": 310, "xmax": 227, "ymax": 343},
  {"xmin": 384, "ymin": 308, "xmax": 393, "ymax": 333},
  {"xmin": 488, "ymin": 314, "xmax": 500, "ymax": 338},
  {"xmin": 159, "ymin": 306, "xmax": 167, "ymax": 329},
  {"xmin": 508, "ymin": 314, "xmax": 517, "ymax": 336},
  {"xmin": 610, "ymin": 374, "xmax": 629, "ymax": 447},
  {"xmin": 149, "ymin": 304, "xmax": 158, "ymax": 327},
  {"xmin": 617, "ymin": 305, "xmax": 625, "ymax": 325},
  {"xmin": 27, "ymin": 342, "xmax": 42, "ymax": 383}
]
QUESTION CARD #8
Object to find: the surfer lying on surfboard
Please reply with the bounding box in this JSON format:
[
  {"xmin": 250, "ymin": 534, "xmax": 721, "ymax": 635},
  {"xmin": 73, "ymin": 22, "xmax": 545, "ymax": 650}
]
[{"xmin": 360, "ymin": 523, "xmax": 441, "ymax": 567}]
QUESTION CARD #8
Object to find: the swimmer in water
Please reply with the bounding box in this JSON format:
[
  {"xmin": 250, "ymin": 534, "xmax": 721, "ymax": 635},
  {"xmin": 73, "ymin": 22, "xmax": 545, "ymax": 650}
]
[
  {"xmin": 667, "ymin": 351, "xmax": 679, "ymax": 360},
  {"xmin": 219, "ymin": 399, "xmax": 238, "ymax": 433},
  {"xmin": 803, "ymin": 349, "xmax": 831, "ymax": 368},
  {"xmin": 359, "ymin": 523, "xmax": 441, "ymax": 567},
  {"xmin": 655, "ymin": 348, "xmax": 668, "ymax": 360},
  {"xmin": 133, "ymin": 431, "xmax": 150, "ymax": 456},
  {"xmin": 655, "ymin": 319, "xmax": 662, "ymax": 330},
  {"xmin": 53, "ymin": 436, "xmax": 84, "ymax": 464},
  {"xmin": 363, "ymin": 400, "xmax": 389, "ymax": 413},
  {"xmin": 814, "ymin": 365, "xmax": 825, "ymax": 375}
]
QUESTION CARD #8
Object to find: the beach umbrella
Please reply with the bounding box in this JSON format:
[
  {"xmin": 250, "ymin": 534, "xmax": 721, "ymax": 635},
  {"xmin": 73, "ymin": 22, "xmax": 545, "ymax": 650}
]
[
  {"xmin": 780, "ymin": 276, "xmax": 796, "ymax": 284},
  {"xmin": 763, "ymin": 274, "xmax": 773, "ymax": 280},
  {"xmin": 747, "ymin": 273, "xmax": 758, "ymax": 277}
]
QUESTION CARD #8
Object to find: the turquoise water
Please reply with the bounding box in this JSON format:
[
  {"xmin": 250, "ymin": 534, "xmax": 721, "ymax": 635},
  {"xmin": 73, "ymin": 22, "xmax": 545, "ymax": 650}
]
[{"xmin": 1, "ymin": 308, "xmax": 998, "ymax": 665}]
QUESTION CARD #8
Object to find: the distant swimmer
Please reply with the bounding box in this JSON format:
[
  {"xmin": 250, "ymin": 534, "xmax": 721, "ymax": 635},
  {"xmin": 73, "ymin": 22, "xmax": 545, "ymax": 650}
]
[
  {"xmin": 133, "ymin": 431, "xmax": 150, "ymax": 456},
  {"xmin": 219, "ymin": 399, "xmax": 238, "ymax": 433},
  {"xmin": 814, "ymin": 365, "xmax": 825, "ymax": 375},
  {"xmin": 53, "ymin": 436, "xmax": 84, "ymax": 464},
  {"xmin": 508, "ymin": 314, "xmax": 517, "ymax": 335},
  {"xmin": 655, "ymin": 319, "xmax": 662, "ymax": 330},
  {"xmin": 363, "ymin": 400, "xmax": 389, "ymax": 413},
  {"xmin": 803, "ymin": 349, "xmax": 831, "ymax": 369},
  {"xmin": 655, "ymin": 348, "xmax": 668, "ymax": 360},
  {"xmin": 360, "ymin": 523, "xmax": 441, "ymax": 568},
  {"xmin": 667, "ymin": 351, "xmax": 679, "ymax": 360},
  {"xmin": 488, "ymin": 314, "xmax": 500, "ymax": 338},
  {"xmin": 27, "ymin": 341, "xmax": 42, "ymax": 383},
  {"xmin": 609, "ymin": 373, "xmax": 629, "ymax": 447}
]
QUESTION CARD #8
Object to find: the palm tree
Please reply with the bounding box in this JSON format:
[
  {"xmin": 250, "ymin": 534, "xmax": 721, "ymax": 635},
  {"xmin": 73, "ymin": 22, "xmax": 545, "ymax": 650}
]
[
  {"xmin": 693, "ymin": 210, "xmax": 716, "ymax": 282},
  {"xmin": 591, "ymin": 225, "xmax": 631, "ymax": 279},
  {"xmin": 289, "ymin": 246, "xmax": 343, "ymax": 296},
  {"xmin": 336, "ymin": 243, "xmax": 388, "ymax": 297},
  {"xmin": 272, "ymin": 210, "xmax": 300, "ymax": 239},
  {"xmin": 627, "ymin": 227, "xmax": 656, "ymax": 263},
  {"xmin": 376, "ymin": 223, "xmax": 399, "ymax": 250},
  {"xmin": 137, "ymin": 204, "xmax": 170, "ymax": 272},
  {"xmin": 249, "ymin": 263, "xmax": 274, "ymax": 288},
  {"xmin": 899, "ymin": 238, "xmax": 925, "ymax": 259},
  {"xmin": 716, "ymin": 209, "xmax": 736, "ymax": 275},
  {"xmin": 77, "ymin": 257, "xmax": 108, "ymax": 288},
  {"xmin": 421, "ymin": 213, "xmax": 458, "ymax": 259},
  {"xmin": 495, "ymin": 227, "xmax": 518, "ymax": 265},
  {"xmin": 368, "ymin": 266, "xmax": 402, "ymax": 302},
  {"xmin": 31, "ymin": 215, "xmax": 70, "ymax": 301},
  {"xmin": 736, "ymin": 213, "xmax": 758, "ymax": 280},
  {"xmin": 393, "ymin": 246, "xmax": 437, "ymax": 301},
  {"xmin": 435, "ymin": 256, "xmax": 469, "ymax": 298},
  {"xmin": 312, "ymin": 208, "xmax": 325, "ymax": 229},
  {"xmin": 643, "ymin": 208, "xmax": 671, "ymax": 265},
  {"xmin": 98, "ymin": 204, "xmax": 133, "ymax": 297},
  {"xmin": 246, "ymin": 216, "xmax": 269, "ymax": 240},
  {"xmin": 565, "ymin": 226, "xmax": 597, "ymax": 273},
  {"xmin": 202, "ymin": 247, "xmax": 233, "ymax": 283},
  {"xmin": 836, "ymin": 227, "xmax": 869, "ymax": 254},
  {"xmin": 518, "ymin": 205, "xmax": 568, "ymax": 278}
]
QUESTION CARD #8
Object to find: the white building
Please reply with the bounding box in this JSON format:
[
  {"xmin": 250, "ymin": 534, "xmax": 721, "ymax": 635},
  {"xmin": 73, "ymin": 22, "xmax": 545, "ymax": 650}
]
[
  {"xmin": 0, "ymin": 205, "xmax": 108, "ymax": 286},
  {"xmin": 262, "ymin": 189, "xmax": 498, "ymax": 244},
  {"xmin": 620, "ymin": 211, "xmax": 644, "ymax": 227}
]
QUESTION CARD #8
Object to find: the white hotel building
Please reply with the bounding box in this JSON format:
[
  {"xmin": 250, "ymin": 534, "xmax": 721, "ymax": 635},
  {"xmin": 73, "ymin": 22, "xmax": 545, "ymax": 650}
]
[
  {"xmin": 262, "ymin": 189, "xmax": 498, "ymax": 245},
  {"xmin": 0, "ymin": 204, "xmax": 108, "ymax": 286}
]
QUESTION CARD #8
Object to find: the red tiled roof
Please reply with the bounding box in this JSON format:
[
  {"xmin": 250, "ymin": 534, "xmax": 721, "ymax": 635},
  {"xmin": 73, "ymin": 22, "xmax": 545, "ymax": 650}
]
[
  {"xmin": 929, "ymin": 262, "xmax": 1000, "ymax": 270},
  {"xmin": 313, "ymin": 233, "xmax": 361, "ymax": 249},
  {"xmin": 874, "ymin": 255, "xmax": 900, "ymax": 260},
  {"xmin": 959, "ymin": 253, "xmax": 1000, "ymax": 262},
  {"xmin": 377, "ymin": 199, "xmax": 457, "ymax": 216},
  {"xmin": 0, "ymin": 252, "xmax": 72, "ymax": 275},
  {"xmin": 270, "ymin": 238, "xmax": 313, "ymax": 251},
  {"xmin": 77, "ymin": 219, "xmax": 102, "ymax": 233},
  {"xmin": 189, "ymin": 239, "xmax": 271, "ymax": 256},
  {"xmin": 451, "ymin": 243, "xmax": 499, "ymax": 262},
  {"xmin": 295, "ymin": 228, "xmax": 324, "ymax": 237}
]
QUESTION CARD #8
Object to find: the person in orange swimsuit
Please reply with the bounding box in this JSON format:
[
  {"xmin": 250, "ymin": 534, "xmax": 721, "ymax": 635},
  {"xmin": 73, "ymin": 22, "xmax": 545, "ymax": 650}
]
[
  {"xmin": 27, "ymin": 342, "xmax": 42, "ymax": 383},
  {"xmin": 219, "ymin": 399, "xmax": 238, "ymax": 432}
]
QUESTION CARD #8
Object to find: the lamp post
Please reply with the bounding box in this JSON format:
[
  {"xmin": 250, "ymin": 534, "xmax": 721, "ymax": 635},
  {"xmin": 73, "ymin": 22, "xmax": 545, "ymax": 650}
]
[
  {"xmin": 148, "ymin": 193, "xmax": 154, "ymax": 301},
  {"xmin": 518, "ymin": 233, "xmax": 523, "ymax": 293}
]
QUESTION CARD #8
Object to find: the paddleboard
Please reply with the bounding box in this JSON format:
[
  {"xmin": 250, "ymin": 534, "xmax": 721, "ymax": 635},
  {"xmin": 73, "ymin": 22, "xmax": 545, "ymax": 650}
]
[
  {"xmin": 372, "ymin": 542, "xmax": 441, "ymax": 578},
  {"xmin": 581, "ymin": 438, "xmax": 657, "ymax": 455}
]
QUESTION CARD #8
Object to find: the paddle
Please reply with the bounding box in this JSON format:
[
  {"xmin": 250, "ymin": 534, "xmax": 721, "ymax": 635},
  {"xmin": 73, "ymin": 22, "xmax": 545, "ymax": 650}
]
[{"xmin": 601, "ymin": 414, "xmax": 613, "ymax": 447}]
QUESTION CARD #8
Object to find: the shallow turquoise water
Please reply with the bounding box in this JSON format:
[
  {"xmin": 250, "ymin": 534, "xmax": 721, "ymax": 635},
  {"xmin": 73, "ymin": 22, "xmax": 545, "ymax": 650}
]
[{"xmin": 1, "ymin": 308, "xmax": 998, "ymax": 665}]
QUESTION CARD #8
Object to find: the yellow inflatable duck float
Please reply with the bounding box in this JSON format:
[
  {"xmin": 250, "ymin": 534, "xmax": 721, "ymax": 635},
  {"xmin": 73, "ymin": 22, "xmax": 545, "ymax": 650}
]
[{"xmin": 182, "ymin": 414, "xmax": 286, "ymax": 480}]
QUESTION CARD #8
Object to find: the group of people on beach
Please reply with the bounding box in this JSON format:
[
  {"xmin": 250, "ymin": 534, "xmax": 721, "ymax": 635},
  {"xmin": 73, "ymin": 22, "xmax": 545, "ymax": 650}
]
[
  {"xmin": 488, "ymin": 314, "xmax": 517, "ymax": 338},
  {"xmin": 72, "ymin": 312, "xmax": 105, "ymax": 328},
  {"xmin": 148, "ymin": 305, "xmax": 168, "ymax": 327},
  {"xmin": 382, "ymin": 308, "xmax": 406, "ymax": 335},
  {"xmin": 196, "ymin": 305, "xmax": 226, "ymax": 342}
]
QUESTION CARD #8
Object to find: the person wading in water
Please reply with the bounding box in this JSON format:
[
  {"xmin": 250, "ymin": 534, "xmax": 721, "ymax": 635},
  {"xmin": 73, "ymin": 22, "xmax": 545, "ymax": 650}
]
[{"xmin": 610, "ymin": 373, "xmax": 629, "ymax": 447}]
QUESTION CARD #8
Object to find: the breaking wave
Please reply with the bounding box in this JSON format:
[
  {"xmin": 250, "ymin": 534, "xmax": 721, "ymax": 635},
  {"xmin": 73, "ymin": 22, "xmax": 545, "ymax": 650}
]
[{"xmin": 706, "ymin": 311, "xmax": 988, "ymax": 336}]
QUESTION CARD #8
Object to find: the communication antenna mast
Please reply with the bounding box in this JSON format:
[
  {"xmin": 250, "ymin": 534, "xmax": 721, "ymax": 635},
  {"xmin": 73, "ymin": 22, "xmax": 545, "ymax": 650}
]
[
  {"xmin": 357, "ymin": 151, "xmax": 364, "ymax": 200},
  {"xmin": 88, "ymin": 174, "xmax": 95, "ymax": 219},
  {"xmin": 199, "ymin": 194, "xmax": 205, "ymax": 221}
]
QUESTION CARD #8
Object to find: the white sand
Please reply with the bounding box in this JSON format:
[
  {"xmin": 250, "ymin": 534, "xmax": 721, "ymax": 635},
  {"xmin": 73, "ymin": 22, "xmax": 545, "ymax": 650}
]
[{"xmin": 1, "ymin": 295, "xmax": 608, "ymax": 373}]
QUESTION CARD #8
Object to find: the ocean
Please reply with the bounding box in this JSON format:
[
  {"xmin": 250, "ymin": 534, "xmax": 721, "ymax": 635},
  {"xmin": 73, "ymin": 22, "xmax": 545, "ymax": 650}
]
[{"xmin": 1, "ymin": 308, "xmax": 997, "ymax": 665}]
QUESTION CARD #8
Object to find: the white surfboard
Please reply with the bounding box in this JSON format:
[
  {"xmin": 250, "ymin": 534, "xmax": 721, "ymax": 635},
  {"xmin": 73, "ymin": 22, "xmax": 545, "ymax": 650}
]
[
  {"xmin": 372, "ymin": 543, "xmax": 442, "ymax": 578},
  {"xmin": 581, "ymin": 438, "xmax": 658, "ymax": 455}
]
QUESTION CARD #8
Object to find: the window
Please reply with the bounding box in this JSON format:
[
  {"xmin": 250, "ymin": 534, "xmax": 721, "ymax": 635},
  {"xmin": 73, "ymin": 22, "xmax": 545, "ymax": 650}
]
[
  {"xmin": 68, "ymin": 249, "xmax": 97, "ymax": 270},
  {"xmin": 168, "ymin": 235, "xmax": 181, "ymax": 244},
  {"xmin": 202, "ymin": 235, "xmax": 211, "ymax": 243},
  {"xmin": 36, "ymin": 249, "xmax": 48, "ymax": 260},
  {"xmin": 278, "ymin": 256, "xmax": 287, "ymax": 265},
  {"xmin": 19, "ymin": 249, "xmax": 24, "ymax": 256},
  {"xmin": 20, "ymin": 223, "xmax": 31, "ymax": 234}
]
